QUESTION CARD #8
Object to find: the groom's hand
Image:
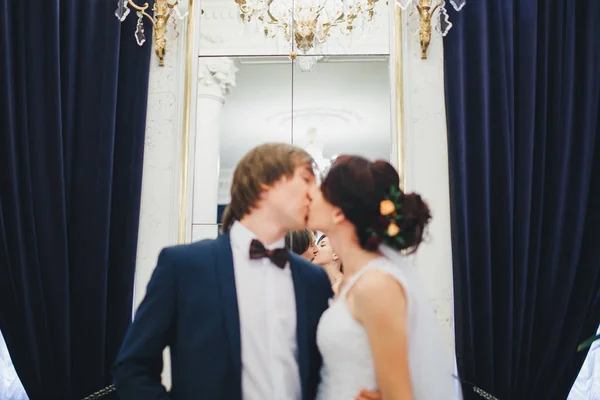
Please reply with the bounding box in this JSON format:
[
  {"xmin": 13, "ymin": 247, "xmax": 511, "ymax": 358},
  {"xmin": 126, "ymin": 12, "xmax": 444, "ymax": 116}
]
[{"xmin": 355, "ymin": 388, "xmax": 382, "ymax": 400}]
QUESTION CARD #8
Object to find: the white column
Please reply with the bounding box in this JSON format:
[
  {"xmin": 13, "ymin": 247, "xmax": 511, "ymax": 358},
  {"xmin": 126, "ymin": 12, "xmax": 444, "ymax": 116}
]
[{"xmin": 192, "ymin": 57, "xmax": 237, "ymax": 240}]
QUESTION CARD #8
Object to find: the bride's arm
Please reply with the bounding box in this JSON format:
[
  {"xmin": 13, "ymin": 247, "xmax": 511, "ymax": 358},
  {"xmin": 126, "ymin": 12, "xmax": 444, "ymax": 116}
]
[{"xmin": 350, "ymin": 270, "xmax": 413, "ymax": 400}]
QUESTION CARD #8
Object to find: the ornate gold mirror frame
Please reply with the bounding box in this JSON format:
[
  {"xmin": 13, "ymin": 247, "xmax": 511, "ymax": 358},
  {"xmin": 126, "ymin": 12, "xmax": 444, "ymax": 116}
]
[
  {"xmin": 177, "ymin": 0, "xmax": 196, "ymax": 243},
  {"xmin": 176, "ymin": 0, "xmax": 406, "ymax": 243},
  {"xmin": 394, "ymin": 8, "xmax": 405, "ymax": 192}
]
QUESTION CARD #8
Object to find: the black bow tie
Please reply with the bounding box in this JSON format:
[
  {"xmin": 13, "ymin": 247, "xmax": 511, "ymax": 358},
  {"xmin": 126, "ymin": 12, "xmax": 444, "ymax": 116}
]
[{"xmin": 249, "ymin": 239, "xmax": 289, "ymax": 269}]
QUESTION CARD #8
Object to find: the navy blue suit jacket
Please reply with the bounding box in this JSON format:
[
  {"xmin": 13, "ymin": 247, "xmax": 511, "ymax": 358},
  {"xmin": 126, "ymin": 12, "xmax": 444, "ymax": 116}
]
[{"xmin": 112, "ymin": 233, "xmax": 333, "ymax": 400}]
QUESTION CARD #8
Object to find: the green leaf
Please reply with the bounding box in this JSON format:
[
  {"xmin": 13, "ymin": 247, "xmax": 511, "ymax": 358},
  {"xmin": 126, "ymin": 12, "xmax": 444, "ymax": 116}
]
[{"xmin": 578, "ymin": 333, "xmax": 600, "ymax": 352}]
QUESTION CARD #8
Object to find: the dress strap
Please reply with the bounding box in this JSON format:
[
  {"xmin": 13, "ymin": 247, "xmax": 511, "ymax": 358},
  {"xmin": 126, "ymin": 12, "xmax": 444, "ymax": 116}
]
[{"xmin": 338, "ymin": 258, "xmax": 383, "ymax": 298}]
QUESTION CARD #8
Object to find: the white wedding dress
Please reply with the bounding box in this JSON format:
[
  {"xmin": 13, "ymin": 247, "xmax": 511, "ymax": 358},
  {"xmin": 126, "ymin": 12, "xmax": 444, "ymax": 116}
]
[
  {"xmin": 0, "ymin": 331, "xmax": 28, "ymax": 400},
  {"xmin": 316, "ymin": 245, "xmax": 459, "ymax": 400}
]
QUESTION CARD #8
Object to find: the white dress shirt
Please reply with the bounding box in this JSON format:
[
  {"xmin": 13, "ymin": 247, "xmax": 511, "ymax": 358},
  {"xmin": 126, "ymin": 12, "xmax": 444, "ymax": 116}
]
[{"xmin": 230, "ymin": 221, "xmax": 301, "ymax": 400}]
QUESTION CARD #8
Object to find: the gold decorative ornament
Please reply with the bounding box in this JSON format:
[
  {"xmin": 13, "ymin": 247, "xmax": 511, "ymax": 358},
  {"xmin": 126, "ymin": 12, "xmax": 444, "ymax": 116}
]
[
  {"xmin": 115, "ymin": 0, "xmax": 188, "ymax": 66},
  {"xmin": 177, "ymin": 0, "xmax": 195, "ymax": 243},
  {"xmin": 415, "ymin": 0, "xmax": 439, "ymax": 59},
  {"xmin": 395, "ymin": 0, "xmax": 466, "ymax": 60},
  {"xmin": 394, "ymin": 7, "xmax": 405, "ymax": 191}
]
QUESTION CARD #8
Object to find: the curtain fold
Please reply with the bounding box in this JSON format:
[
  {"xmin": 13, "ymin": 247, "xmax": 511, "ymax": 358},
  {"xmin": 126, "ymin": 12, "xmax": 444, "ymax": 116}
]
[
  {"xmin": 0, "ymin": 0, "xmax": 152, "ymax": 398},
  {"xmin": 444, "ymin": 1, "xmax": 600, "ymax": 399}
]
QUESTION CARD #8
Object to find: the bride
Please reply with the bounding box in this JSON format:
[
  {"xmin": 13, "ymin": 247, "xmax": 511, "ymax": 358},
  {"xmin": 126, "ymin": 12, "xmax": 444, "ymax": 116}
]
[{"xmin": 307, "ymin": 155, "xmax": 457, "ymax": 400}]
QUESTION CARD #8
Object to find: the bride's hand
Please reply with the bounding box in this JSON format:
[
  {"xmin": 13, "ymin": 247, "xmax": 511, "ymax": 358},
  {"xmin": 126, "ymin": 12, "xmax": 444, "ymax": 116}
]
[{"xmin": 354, "ymin": 388, "xmax": 381, "ymax": 400}]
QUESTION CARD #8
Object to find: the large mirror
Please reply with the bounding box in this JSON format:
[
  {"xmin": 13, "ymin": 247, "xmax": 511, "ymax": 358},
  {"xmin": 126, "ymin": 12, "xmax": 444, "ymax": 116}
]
[{"xmin": 192, "ymin": 0, "xmax": 399, "ymax": 241}]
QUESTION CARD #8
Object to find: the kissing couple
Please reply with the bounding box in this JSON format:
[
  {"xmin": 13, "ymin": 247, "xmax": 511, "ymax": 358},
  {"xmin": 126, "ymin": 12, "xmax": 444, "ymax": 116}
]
[{"xmin": 113, "ymin": 143, "xmax": 457, "ymax": 400}]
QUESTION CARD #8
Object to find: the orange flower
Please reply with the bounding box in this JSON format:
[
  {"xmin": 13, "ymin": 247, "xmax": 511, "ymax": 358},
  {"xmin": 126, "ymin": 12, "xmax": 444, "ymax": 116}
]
[
  {"xmin": 387, "ymin": 222, "xmax": 400, "ymax": 237},
  {"xmin": 380, "ymin": 200, "xmax": 395, "ymax": 216}
]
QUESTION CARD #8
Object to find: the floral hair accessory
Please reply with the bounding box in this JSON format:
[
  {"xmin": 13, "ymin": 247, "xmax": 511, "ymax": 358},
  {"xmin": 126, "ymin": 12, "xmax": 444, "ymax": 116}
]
[
  {"xmin": 380, "ymin": 200, "xmax": 395, "ymax": 216},
  {"xmin": 367, "ymin": 185, "xmax": 405, "ymax": 248}
]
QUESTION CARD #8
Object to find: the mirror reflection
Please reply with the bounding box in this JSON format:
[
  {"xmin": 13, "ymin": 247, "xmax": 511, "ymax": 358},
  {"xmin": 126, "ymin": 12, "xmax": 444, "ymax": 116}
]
[
  {"xmin": 191, "ymin": 55, "xmax": 392, "ymax": 229},
  {"xmin": 285, "ymin": 230, "xmax": 345, "ymax": 294}
]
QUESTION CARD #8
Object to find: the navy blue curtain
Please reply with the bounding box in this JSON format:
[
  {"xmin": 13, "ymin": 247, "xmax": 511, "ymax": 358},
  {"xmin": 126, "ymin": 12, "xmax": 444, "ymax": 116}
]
[
  {"xmin": 444, "ymin": 1, "xmax": 600, "ymax": 399},
  {"xmin": 0, "ymin": 0, "xmax": 151, "ymax": 398}
]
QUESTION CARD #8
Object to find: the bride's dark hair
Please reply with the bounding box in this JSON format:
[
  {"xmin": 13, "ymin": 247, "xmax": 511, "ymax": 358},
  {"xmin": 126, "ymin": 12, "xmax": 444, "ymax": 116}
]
[{"xmin": 320, "ymin": 155, "xmax": 431, "ymax": 253}]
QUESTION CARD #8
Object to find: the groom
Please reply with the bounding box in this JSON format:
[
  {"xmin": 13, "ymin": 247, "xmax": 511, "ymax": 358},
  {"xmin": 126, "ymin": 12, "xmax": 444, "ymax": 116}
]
[{"xmin": 112, "ymin": 143, "xmax": 380, "ymax": 400}]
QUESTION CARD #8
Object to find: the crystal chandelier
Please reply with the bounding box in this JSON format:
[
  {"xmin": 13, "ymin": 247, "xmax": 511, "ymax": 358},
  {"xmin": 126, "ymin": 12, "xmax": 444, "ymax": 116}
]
[
  {"xmin": 296, "ymin": 55, "xmax": 324, "ymax": 72},
  {"xmin": 395, "ymin": 0, "xmax": 465, "ymax": 59},
  {"xmin": 115, "ymin": 0, "xmax": 188, "ymax": 66},
  {"xmin": 234, "ymin": 0, "xmax": 379, "ymax": 54},
  {"xmin": 302, "ymin": 127, "xmax": 337, "ymax": 174}
]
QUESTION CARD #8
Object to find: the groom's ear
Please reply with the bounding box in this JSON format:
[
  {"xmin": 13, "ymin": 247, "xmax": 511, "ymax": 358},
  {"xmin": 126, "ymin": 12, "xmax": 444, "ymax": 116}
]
[
  {"xmin": 258, "ymin": 181, "xmax": 278, "ymax": 199},
  {"xmin": 256, "ymin": 184, "xmax": 270, "ymax": 201},
  {"xmin": 259, "ymin": 182, "xmax": 274, "ymax": 192}
]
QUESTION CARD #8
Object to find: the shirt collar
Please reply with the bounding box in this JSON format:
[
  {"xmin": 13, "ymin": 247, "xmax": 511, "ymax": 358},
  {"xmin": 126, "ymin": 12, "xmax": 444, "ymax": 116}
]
[{"xmin": 230, "ymin": 221, "xmax": 286, "ymax": 256}]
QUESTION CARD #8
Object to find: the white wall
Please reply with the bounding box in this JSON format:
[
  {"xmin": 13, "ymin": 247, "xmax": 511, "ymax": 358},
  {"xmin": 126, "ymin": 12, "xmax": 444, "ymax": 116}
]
[
  {"xmin": 135, "ymin": 38, "xmax": 185, "ymax": 311},
  {"xmin": 134, "ymin": 21, "xmax": 189, "ymax": 390},
  {"xmin": 401, "ymin": 14, "xmax": 456, "ymax": 364}
]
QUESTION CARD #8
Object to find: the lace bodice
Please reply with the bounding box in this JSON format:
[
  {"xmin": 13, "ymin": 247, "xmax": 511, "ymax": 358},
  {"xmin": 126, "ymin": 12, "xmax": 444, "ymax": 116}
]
[{"xmin": 316, "ymin": 251, "xmax": 458, "ymax": 400}]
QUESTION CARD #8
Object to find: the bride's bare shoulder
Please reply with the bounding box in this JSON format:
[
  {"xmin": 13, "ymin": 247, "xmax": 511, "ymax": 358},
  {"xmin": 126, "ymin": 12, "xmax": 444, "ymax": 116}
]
[{"xmin": 347, "ymin": 267, "xmax": 408, "ymax": 323}]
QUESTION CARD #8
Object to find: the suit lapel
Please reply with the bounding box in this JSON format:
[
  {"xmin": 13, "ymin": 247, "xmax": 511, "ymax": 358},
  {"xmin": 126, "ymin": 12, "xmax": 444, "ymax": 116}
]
[
  {"xmin": 290, "ymin": 255, "xmax": 309, "ymax": 398},
  {"xmin": 215, "ymin": 233, "xmax": 242, "ymax": 378}
]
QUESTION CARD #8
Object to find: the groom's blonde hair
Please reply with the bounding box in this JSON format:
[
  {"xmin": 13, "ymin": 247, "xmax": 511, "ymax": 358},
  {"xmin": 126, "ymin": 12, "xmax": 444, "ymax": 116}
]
[{"xmin": 221, "ymin": 143, "xmax": 314, "ymax": 233}]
